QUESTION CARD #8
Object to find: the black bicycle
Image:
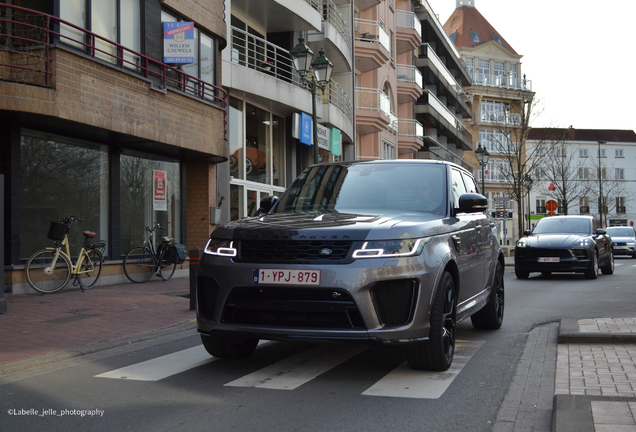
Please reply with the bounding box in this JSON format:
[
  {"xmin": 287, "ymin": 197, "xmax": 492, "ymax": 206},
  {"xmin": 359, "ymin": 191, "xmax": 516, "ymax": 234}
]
[{"xmin": 122, "ymin": 223, "xmax": 177, "ymax": 283}]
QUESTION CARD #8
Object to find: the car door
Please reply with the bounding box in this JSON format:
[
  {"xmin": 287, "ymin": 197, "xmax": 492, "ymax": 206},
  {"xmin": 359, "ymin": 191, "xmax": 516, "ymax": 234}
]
[
  {"xmin": 450, "ymin": 168, "xmax": 482, "ymax": 303},
  {"xmin": 592, "ymin": 219, "xmax": 611, "ymax": 264}
]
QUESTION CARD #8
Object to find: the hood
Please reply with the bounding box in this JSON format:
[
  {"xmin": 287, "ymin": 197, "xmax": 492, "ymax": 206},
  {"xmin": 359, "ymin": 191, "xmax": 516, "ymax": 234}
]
[
  {"xmin": 525, "ymin": 234, "xmax": 587, "ymax": 248},
  {"xmin": 608, "ymin": 236, "xmax": 636, "ymax": 243},
  {"xmin": 211, "ymin": 211, "xmax": 458, "ymax": 241}
]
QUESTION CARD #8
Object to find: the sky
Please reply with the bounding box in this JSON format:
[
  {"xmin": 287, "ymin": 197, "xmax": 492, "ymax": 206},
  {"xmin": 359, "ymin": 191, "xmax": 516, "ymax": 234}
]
[{"xmin": 427, "ymin": 0, "xmax": 636, "ymax": 131}]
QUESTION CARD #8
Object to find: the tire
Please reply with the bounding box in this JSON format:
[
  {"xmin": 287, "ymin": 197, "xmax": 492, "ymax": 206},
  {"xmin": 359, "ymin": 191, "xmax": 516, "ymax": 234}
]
[
  {"xmin": 25, "ymin": 249, "xmax": 72, "ymax": 294},
  {"xmin": 585, "ymin": 250, "xmax": 599, "ymax": 279},
  {"xmin": 515, "ymin": 266, "xmax": 529, "ymax": 279},
  {"xmin": 601, "ymin": 250, "xmax": 614, "ymax": 275},
  {"xmin": 78, "ymin": 248, "xmax": 103, "ymax": 290},
  {"xmin": 201, "ymin": 335, "xmax": 259, "ymax": 359},
  {"xmin": 406, "ymin": 271, "xmax": 456, "ymax": 371},
  {"xmin": 471, "ymin": 261, "xmax": 505, "ymax": 330},
  {"xmin": 123, "ymin": 247, "xmax": 155, "ymax": 283},
  {"xmin": 158, "ymin": 246, "xmax": 177, "ymax": 282}
]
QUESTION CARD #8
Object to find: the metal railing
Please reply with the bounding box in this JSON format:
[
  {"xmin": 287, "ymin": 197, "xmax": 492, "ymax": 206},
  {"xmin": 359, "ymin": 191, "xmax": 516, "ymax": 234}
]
[
  {"xmin": 418, "ymin": 0, "xmax": 461, "ymax": 59},
  {"xmin": 355, "ymin": 87, "xmax": 390, "ymax": 116},
  {"xmin": 326, "ymin": 79, "xmax": 354, "ymax": 124},
  {"xmin": 323, "ymin": 0, "xmax": 352, "ymax": 55},
  {"xmin": 470, "ymin": 72, "xmax": 532, "ymax": 91},
  {"xmin": 424, "ymin": 136, "xmax": 472, "ymax": 171},
  {"xmin": 354, "ymin": 18, "xmax": 391, "ymax": 53},
  {"xmin": 230, "ymin": 26, "xmax": 304, "ymax": 88},
  {"xmin": 480, "ymin": 111, "xmax": 522, "ymax": 126},
  {"xmin": 304, "ymin": 0, "xmax": 321, "ymax": 12},
  {"xmin": 0, "ymin": 3, "xmax": 226, "ymax": 106},
  {"xmin": 397, "ymin": 119, "xmax": 424, "ymax": 139},
  {"xmin": 395, "ymin": 11, "xmax": 422, "ymax": 39},
  {"xmin": 617, "ymin": 206, "xmax": 626, "ymax": 214},
  {"xmin": 426, "ymin": 91, "xmax": 471, "ymax": 136},
  {"xmin": 580, "ymin": 206, "xmax": 590, "ymax": 214},
  {"xmin": 396, "ymin": 64, "xmax": 423, "ymax": 89},
  {"xmin": 418, "ymin": 44, "xmax": 465, "ymax": 100}
]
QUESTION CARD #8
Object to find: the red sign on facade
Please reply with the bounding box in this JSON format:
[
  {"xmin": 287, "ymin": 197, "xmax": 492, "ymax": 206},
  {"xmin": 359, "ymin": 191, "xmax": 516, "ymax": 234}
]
[{"xmin": 154, "ymin": 170, "xmax": 167, "ymax": 211}]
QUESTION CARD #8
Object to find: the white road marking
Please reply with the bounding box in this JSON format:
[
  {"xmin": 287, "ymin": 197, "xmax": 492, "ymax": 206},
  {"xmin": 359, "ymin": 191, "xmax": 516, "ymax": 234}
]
[
  {"xmin": 95, "ymin": 345, "xmax": 216, "ymax": 381},
  {"xmin": 362, "ymin": 340, "xmax": 484, "ymax": 399},
  {"xmin": 224, "ymin": 344, "xmax": 367, "ymax": 390}
]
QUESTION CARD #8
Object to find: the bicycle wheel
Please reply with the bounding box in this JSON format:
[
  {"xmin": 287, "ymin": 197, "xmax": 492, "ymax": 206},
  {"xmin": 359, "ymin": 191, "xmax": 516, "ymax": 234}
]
[
  {"xmin": 78, "ymin": 248, "xmax": 103, "ymax": 290},
  {"xmin": 158, "ymin": 246, "xmax": 177, "ymax": 281},
  {"xmin": 123, "ymin": 247, "xmax": 156, "ymax": 283},
  {"xmin": 25, "ymin": 249, "xmax": 72, "ymax": 294}
]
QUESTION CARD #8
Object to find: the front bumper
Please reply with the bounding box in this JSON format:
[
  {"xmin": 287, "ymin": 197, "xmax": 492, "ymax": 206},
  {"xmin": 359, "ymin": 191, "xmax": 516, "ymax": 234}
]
[
  {"xmin": 613, "ymin": 245, "xmax": 636, "ymax": 256},
  {"xmin": 195, "ymin": 253, "xmax": 440, "ymax": 346},
  {"xmin": 514, "ymin": 248, "xmax": 592, "ymax": 273}
]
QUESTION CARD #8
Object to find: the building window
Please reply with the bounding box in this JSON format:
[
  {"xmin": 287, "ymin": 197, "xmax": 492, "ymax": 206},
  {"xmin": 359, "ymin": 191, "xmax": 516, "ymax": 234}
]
[
  {"xmin": 536, "ymin": 198, "xmax": 546, "ymax": 214},
  {"xmin": 60, "ymin": 0, "xmax": 141, "ymax": 68},
  {"xmin": 578, "ymin": 167, "xmax": 589, "ymax": 180},
  {"xmin": 597, "ymin": 148, "xmax": 606, "ymax": 157},
  {"xmin": 465, "ymin": 58, "xmax": 473, "ymax": 75},
  {"xmin": 382, "ymin": 139, "xmax": 395, "ymax": 159},
  {"xmin": 477, "ymin": 59, "xmax": 490, "ymax": 84},
  {"xmin": 616, "ymin": 149, "xmax": 624, "ymax": 157},
  {"xmin": 579, "ymin": 148, "xmax": 588, "ymax": 157},
  {"xmin": 616, "ymin": 197, "xmax": 626, "ymax": 213},
  {"xmin": 615, "ymin": 168, "xmax": 625, "ymax": 180},
  {"xmin": 120, "ymin": 154, "xmax": 181, "ymax": 256},
  {"xmin": 479, "ymin": 128, "xmax": 510, "ymax": 153},
  {"xmin": 481, "ymin": 100, "xmax": 510, "ymax": 123},
  {"xmin": 20, "ymin": 132, "xmax": 109, "ymax": 259},
  {"xmin": 494, "ymin": 61, "xmax": 505, "ymax": 84},
  {"xmin": 509, "ymin": 63, "xmax": 517, "ymax": 82},
  {"xmin": 556, "ymin": 148, "xmax": 566, "ymax": 157}
]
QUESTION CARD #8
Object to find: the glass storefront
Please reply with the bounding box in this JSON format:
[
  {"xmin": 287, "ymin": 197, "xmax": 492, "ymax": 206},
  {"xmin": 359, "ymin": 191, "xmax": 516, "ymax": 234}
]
[
  {"xmin": 229, "ymin": 97, "xmax": 287, "ymax": 220},
  {"xmin": 20, "ymin": 132, "xmax": 109, "ymax": 259},
  {"xmin": 120, "ymin": 154, "xmax": 181, "ymax": 256}
]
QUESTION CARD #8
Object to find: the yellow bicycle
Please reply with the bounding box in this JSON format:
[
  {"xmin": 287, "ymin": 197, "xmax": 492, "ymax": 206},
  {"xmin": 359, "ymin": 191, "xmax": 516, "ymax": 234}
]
[{"xmin": 25, "ymin": 216, "xmax": 106, "ymax": 294}]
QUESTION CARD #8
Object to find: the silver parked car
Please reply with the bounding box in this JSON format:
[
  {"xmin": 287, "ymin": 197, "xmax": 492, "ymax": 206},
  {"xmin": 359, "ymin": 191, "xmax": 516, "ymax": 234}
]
[
  {"xmin": 196, "ymin": 160, "xmax": 505, "ymax": 371},
  {"xmin": 605, "ymin": 226, "xmax": 636, "ymax": 258}
]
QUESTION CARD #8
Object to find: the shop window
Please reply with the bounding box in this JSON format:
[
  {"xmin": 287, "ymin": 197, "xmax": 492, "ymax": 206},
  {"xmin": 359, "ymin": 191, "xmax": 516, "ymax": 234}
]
[
  {"xmin": 245, "ymin": 104, "xmax": 270, "ymax": 184},
  {"xmin": 120, "ymin": 154, "xmax": 181, "ymax": 256},
  {"xmin": 20, "ymin": 132, "xmax": 109, "ymax": 259}
]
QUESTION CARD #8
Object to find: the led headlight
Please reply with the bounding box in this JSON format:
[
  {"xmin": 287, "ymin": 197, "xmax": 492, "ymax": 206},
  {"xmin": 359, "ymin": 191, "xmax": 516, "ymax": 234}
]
[
  {"xmin": 516, "ymin": 238, "xmax": 528, "ymax": 247},
  {"xmin": 352, "ymin": 238, "xmax": 428, "ymax": 258},
  {"xmin": 204, "ymin": 239, "xmax": 237, "ymax": 257},
  {"xmin": 626, "ymin": 241, "xmax": 636, "ymax": 246},
  {"xmin": 575, "ymin": 238, "xmax": 590, "ymax": 247}
]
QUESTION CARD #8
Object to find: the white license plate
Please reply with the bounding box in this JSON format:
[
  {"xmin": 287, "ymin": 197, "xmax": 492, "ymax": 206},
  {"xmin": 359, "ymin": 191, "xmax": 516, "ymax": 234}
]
[
  {"xmin": 253, "ymin": 269, "xmax": 321, "ymax": 286},
  {"xmin": 538, "ymin": 257, "xmax": 560, "ymax": 263}
]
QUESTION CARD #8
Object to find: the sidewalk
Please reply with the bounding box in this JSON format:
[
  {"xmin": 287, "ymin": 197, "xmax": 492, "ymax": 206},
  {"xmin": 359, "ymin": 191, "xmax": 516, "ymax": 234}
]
[{"xmin": 0, "ymin": 276, "xmax": 194, "ymax": 374}]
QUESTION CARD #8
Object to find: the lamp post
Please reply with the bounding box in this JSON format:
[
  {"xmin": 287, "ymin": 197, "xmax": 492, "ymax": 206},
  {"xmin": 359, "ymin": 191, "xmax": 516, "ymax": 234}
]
[
  {"xmin": 597, "ymin": 140, "xmax": 606, "ymax": 227},
  {"xmin": 524, "ymin": 175, "xmax": 533, "ymax": 230},
  {"xmin": 290, "ymin": 38, "xmax": 334, "ymax": 165},
  {"xmin": 475, "ymin": 144, "xmax": 490, "ymax": 193}
]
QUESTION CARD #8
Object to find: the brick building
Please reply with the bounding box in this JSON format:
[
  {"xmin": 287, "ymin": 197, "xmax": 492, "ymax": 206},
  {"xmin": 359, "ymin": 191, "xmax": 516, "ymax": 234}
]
[{"xmin": 1, "ymin": 0, "xmax": 227, "ymax": 293}]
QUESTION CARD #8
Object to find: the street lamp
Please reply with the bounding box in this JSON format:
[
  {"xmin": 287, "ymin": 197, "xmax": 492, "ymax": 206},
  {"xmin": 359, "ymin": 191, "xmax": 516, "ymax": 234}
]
[
  {"xmin": 290, "ymin": 37, "xmax": 334, "ymax": 164},
  {"xmin": 524, "ymin": 175, "xmax": 534, "ymax": 230},
  {"xmin": 475, "ymin": 144, "xmax": 490, "ymax": 193},
  {"xmin": 597, "ymin": 140, "xmax": 606, "ymax": 227}
]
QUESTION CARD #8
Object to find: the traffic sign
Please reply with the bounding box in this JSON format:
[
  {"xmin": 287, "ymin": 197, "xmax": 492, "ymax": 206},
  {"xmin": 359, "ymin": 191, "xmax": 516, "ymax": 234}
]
[{"xmin": 546, "ymin": 200, "xmax": 558, "ymax": 212}]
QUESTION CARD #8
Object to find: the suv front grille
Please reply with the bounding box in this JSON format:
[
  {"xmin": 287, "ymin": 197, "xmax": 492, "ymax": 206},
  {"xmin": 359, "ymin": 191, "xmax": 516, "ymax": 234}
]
[
  {"xmin": 237, "ymin": 240, "xmax": 355, "ymax": 264},
  {"xmin": 520, "ymin": 248, "xmax": 573, "ymax": 259},
  {"xmin": 221, "ymin": 286, "xmax": 366, "ymax": 329}
]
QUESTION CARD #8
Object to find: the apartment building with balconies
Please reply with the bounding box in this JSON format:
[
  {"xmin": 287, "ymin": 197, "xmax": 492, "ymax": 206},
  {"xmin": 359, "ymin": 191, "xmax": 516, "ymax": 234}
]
[
  {"xmin": 222, "ymin": 0, "xmax": 355, "ymax": 221},
  {"xmin": 1, "ymin": 0, "xmax": 227, "ymax": 294},
  {"xmin": 443, "ymin": 0, "xmax": 535, "ymax": 246},
  {"xmin": 527, "ymin": 128, "xmax": 636, "ymax": 229},
  {"xmin": 354, "ymin": 0, "xmax": 471, "ymax": 167}
]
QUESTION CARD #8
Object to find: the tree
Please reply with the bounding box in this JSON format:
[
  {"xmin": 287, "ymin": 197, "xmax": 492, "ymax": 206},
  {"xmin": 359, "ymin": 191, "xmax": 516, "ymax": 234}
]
[{"xmin": 533, "ymin": 131, "xmax": 593, "ymax": 215}]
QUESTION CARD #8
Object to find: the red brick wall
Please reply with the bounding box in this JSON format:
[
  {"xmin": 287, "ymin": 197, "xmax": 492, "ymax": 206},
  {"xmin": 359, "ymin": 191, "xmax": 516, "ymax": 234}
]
[{"xmin": 186, "ymin": 162, "xmax": 217, "ymax": 249}]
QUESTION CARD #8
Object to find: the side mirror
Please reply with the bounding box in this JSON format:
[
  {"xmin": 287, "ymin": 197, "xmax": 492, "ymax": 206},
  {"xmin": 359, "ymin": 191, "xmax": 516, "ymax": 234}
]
[
  {"xmin": 524, "ymin": 229, "xmax": 531, "ymax": 236},
  {"xmin": 596, "ymin": 228, "xmax": 606, "ymax": 236},
  {"xmin": 257, "ymin": 195, "xmax": 279, "ymax": 215},
  {"xmin": 457, "ymin": 193, "xmax": 487, "ymax": 214}
]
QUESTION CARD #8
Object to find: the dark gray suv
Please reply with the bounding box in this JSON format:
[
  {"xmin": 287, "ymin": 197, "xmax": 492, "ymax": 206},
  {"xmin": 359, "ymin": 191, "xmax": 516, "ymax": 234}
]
[{"xmin": 196, "ymin": 160, "xmax": 505, "ymax": 371}]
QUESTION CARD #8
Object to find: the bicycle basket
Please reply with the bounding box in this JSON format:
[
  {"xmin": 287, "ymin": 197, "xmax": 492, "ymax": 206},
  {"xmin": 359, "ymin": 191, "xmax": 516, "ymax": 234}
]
[{"xmin": 47, "ymin": 221, "xmax": 70, "ymax": 241}]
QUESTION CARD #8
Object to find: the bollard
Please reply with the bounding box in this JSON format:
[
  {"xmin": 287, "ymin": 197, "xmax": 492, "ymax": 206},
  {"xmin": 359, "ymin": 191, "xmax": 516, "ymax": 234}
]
[{"xmin": 189, "ymin": 247, "xmax": 203, "ymax": 311}]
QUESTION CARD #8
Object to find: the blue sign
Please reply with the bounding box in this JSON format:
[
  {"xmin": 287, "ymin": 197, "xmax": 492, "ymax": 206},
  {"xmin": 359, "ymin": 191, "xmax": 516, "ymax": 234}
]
[
  {"xmin": 163, "ymin": 22, "xmax": 195, "ymax": 64},
  {"xmin": 300, "ymin": 112, "xmax": 312, "ymax": 146}
]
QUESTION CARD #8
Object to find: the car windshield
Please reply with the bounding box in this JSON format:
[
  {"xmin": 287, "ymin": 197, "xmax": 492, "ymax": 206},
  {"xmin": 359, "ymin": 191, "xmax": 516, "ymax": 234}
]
[
  {"xmin": 273, "ymin": 163, "xmax": 448, "ymax": 215},
  {"xmin": 606, "ymin": 227, "xmax": 635, "ymax": 237},
  {"xmin": 532, "ymin": 218, "xmax": 591, "ymax": 235}
]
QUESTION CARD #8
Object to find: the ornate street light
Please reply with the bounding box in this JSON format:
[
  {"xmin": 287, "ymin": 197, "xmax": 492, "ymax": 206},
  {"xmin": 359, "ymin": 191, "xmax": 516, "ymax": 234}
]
[
  {"xmin": 475, "ymin": 144, "xmax": 490, "ymax": 193},
  {"xmin": 290, "ymin": 38, "xmax": 334, "ymax": 164}
]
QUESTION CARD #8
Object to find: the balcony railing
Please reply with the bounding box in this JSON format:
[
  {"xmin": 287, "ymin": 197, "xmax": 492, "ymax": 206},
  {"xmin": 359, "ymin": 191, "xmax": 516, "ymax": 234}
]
[
  {"xmin": 323, "ymin": 0, "xmax": 352, "ymax": 54},
  {"xmin": 355, "ymin": 87, "xmax": 391, "ymax": 117},
  {"xmin": 427, "ymin": 91, "xmax": 471, "ymax": 136},
  {"xmin": 396, "ymin": 64, "xmax": 423, "ymax": 89},
  {"xmin": 481, "ymin": 111, "xmax": 521, "ymax": 126},
  {"xmin": 397, "ymin": 119, "xmax": 424, "ymax": 139},
  {"xmin": 470, "ymin": 72, "xmax": 532, "ymax": 91},
  {"xmin": 536, "ymin": 206, "xmax": 547, "ymax": 214},
  {"xmin": 580, "ymin": 206, "xmax": 590, "ymax": 214},
  {"xmin": 0, "ymin": 3, "xmax": 226, "ymax": 106},
  {"xmin": 395, "ymin": 11, "xmax": 422, "ymax": 39},
  {"xmin": 418, "ymin": 44, "xmax": 465, "ymax": 100},
  {"xmin": 304, "ymin": 0, "xmax": 321, "ymax": 12},
  {"xmin": 326, "ymin": 79, "xmax": 354, "ymax": 124},
  {"xmin": 617, "ymin": 206, "xmax": 627, "ymax": 214},
  {"xmin": 354, "ymin": 18, "xmax": 391, "ymax": 53}
]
